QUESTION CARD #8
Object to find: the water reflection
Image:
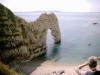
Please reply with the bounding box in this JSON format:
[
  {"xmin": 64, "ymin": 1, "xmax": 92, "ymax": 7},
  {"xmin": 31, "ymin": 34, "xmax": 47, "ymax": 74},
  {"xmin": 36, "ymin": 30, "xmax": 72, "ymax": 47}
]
[{"xmin": 47, "ymin": 43, "xmax": 61, "ymax": 62}]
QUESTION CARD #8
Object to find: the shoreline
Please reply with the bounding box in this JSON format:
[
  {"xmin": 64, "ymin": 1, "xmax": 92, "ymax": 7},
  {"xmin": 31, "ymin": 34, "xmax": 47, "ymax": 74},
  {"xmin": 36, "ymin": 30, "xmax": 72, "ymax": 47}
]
[{"xmin": 29, "ymin": 61, "xmax": 100, "ymax": 75}]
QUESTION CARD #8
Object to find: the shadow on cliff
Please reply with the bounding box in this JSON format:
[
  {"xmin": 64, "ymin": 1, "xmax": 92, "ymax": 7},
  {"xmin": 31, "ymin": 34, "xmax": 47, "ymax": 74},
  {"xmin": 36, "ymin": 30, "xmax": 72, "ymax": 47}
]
[
  {"xmin": 9, "ymin": 55, "xmax": 46, "ymax": 75},
  {"xmin": 9, "ymin": 43, "xmax": 61, "ymax": 75}
]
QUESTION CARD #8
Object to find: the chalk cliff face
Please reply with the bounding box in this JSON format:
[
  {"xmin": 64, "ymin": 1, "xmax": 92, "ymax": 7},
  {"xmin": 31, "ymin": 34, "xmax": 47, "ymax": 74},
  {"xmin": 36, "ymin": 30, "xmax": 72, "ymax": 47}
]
[{"xmin": 0, "ymin": 3, "xmax": 61, "ymax": 63}]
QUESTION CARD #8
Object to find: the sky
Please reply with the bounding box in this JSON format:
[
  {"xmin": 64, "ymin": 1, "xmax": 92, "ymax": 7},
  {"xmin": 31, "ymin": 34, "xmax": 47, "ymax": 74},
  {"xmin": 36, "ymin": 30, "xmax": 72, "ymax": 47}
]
[{"xmin": 0, "ymin": 0, "xmax": 100, "ymax": 12}]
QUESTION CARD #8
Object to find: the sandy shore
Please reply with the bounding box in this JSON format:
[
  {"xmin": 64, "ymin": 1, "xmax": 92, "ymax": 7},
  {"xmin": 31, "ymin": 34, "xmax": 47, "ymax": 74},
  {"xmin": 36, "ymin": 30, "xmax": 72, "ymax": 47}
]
[{"xmin": 30, "ymin": 61, "xmax": 100, "ymax": 75}]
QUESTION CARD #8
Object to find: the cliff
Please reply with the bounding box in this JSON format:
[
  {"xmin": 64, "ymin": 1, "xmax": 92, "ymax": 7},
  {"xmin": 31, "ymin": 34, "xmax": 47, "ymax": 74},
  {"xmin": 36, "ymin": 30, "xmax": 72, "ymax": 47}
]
[{"xmin": 0, "ymin": 3, "xmax": 61, "ymax": 64}]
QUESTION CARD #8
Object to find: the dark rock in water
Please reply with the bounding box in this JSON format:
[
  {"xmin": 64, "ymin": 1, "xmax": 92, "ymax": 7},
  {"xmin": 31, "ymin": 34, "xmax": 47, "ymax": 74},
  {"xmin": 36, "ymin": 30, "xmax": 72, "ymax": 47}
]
[
  {"xmin": 0, "ymin": 3, "xmax": 61, "ymax": 64},
  {"xmin": 88, "ymin": 42, "xmax": 91, "ymax": 46},
  {"xmin": 93, "ymin": 22, "xmax": 98, "ymax": 25},
  {"xmin": 55, "ymin": 40, "xmax": 61, "ymax": 44}
]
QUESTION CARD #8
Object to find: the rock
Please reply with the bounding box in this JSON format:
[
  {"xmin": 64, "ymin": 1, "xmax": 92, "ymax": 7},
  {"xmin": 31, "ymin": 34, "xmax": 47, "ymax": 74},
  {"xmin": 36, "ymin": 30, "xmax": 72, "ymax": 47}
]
[
  {"xmin": 58, "ymin": 70, "xmax": 65, "ymax": 75},
  {"xmin": 51, "ymin": 70, "xmax": 65, "ymax": 75},
  {"xmin": 92, "ymin": 22, "xmax": 98, "ymax": 25},
  {"xmin": 0, "ymin": 3, "xmax": 61, "ymax": 63},
  {"xmin": 88, "ymin": 42, "xmax": 91, "ymax": 46},
  {"xmin": 93, "ymin": 22, "xmax": 98, "ymax": 24}
]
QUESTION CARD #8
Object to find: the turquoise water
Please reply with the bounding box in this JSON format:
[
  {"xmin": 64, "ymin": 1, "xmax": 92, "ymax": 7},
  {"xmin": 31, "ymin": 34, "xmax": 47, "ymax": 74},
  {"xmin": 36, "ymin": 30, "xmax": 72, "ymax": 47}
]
[{"xmin": 15, "ymin": 12, "xmax": 100, "ymax": 65}]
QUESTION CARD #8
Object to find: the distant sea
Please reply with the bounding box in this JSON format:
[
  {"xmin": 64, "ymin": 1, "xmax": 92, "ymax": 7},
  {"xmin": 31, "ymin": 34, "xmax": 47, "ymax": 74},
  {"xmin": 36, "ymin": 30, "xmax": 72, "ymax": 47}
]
[{"xmin": 15, "ymin": 12, "xmax": 100, "ymax": 65}]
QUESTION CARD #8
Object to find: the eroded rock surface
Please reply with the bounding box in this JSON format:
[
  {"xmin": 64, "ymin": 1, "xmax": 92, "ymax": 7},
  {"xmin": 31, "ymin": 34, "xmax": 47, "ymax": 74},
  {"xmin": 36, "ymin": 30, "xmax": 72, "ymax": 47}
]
[{"xmin": 0, "ymin": 3, "xmax": 61, "ymax": 63}]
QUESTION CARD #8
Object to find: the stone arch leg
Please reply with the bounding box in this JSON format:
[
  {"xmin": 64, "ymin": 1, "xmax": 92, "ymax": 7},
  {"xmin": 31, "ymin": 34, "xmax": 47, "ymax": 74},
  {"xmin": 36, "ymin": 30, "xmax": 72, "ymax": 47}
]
[
  {"xmin": 48, "ymin": 13, "xmax": 61, "ymax": 44},
  {"xmin": 50, "ymin": 27, "xmax": 61, "ymax": 44}
]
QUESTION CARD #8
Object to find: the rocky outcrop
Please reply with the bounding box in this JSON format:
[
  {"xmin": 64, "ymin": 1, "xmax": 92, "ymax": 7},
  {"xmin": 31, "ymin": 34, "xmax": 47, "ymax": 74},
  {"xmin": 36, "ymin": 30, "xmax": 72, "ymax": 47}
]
[{"xmin": 0, "ymin": 3, "xmax": 61, "ymax": 63}]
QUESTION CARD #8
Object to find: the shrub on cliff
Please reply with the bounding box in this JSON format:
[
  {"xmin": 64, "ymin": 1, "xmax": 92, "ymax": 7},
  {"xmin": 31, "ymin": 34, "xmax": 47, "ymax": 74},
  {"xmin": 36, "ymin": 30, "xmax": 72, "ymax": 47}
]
[{"xmin": 0, "ymin": 62, "xmax": 23, "ymax": 75}]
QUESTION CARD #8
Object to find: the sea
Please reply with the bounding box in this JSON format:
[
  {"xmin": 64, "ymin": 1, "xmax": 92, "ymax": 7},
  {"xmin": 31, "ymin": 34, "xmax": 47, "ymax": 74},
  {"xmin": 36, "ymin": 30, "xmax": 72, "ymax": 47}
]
[{"xmin": 15, "ymin": 12, "xmax": 100, "ymax": 65}]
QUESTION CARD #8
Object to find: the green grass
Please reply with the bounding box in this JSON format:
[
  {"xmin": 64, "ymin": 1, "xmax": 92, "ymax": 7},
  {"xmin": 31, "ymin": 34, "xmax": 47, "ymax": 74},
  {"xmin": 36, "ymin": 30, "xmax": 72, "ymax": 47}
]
[
  {"xmin": 7, "ymin": 9, "xmax": 16, "ymax": 24},
  {"xmin": 0, "ymin": 62, "xmax": 22, "ymax": 75}
]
